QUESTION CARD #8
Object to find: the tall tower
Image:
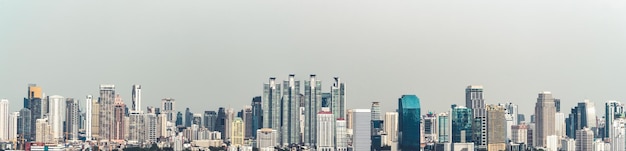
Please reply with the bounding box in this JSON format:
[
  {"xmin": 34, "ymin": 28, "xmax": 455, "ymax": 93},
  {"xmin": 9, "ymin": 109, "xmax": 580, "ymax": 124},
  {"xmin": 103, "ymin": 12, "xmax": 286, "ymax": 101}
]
[
  {"xmin": 8, "ymin": 112, "xmax": 19, "ymax": 142},
  {"xmin": 465, "ymin": 85, "xmax": 486, "ymax": 149},
  {"xmin": 304, "ymin": 74, "xmax": 322, "ymax": 147},
  {"xmin": 85, "ymin": 95, "xmax": 93, "ymax": 141},
  {"xmin": 534, "ymin": 91, "xmax": 556, "ymax": 148},
  {"xmin": 331, "ymin": 77, "xmax": 346, "ymax": 120},
  {"xmin": 203, "ymin": 111, "xmax": 217, "ymax": 131},
  {"xmin": 91, "ymin": 98, "xmax": 100, "ymax": 140},
  {"xmin": 486, "ymin": 104, "xmax": 506, "ymax": 151},
  {"xmin": 99, "ymin": 84, "xmax": 115, "ymax": 141},
  {"xmin": 18, "ymin": 108, "xmax": 32, "ymax": 141},
  {"xmin": 605, "ymin": 100, "xmax": 622, "ymax": 139},
  {"xmin": 335, "ymin": 118, "xmax": 348, "ymax": 151},
  {"xmin": 65, "ymin": 98, "xmax": 80, "ymax": 141},
  {"xmin": 132, "ymin": 85, "xmax": 142, "ymax": 113},
  {"xmin": 384, "ymin": 112, "xmax": 398, "ymax": 146},
  {"xmin": 398, "ymin": 95, "xmax": 421, "ymax": 151},
  {"xmin": 26, "ymin": 84, "xmax": 42, "ymax": 141},
  {"xmin": 436, "ymin": 112, "xmax": 450, "ymax": 143},
  {"xmin": 452, "ymin": 105, "xmax": 473, "ymax": 143},
  {"xmin": 371, "ymin": 102, "xmax": 384, "ymax": 151},
  {"xmin": 262, "ymin": 77, "xmax": 281, "ymax": 130},
  {"xmin": 48, "ymin": 95, "xmax": 65, "ymax": 142},
  {"xmin": 281, "ymin": 74, "xmax": 300, "ymax": 145},
  {"xmin": 251, "ymin": 96, "xmax": 262, "ymax": 138},
  {"xmin": 575, "ymin": 127, "xmax": 594, "ymax": 151},
  {"xmin": 316, "ymin": 108, "xmax": 334, "ymax": 151},
  {"xmin": 231, "ymin": 117, "xmax": 245, "ymax": 147},
  {"xmin": 352, "ymin": 109, "xmax": 371, "ymax": 151},
  {"xmin": 0, "ymin": 99, "xmax": 8, "ymax": 141},
  {"xmin": 161, "ymin": 98, "xmax": 175, "ymax": 123},
  {"xmin": 113, "ymin": 95, "xmax": 126, "ymax": 140}
]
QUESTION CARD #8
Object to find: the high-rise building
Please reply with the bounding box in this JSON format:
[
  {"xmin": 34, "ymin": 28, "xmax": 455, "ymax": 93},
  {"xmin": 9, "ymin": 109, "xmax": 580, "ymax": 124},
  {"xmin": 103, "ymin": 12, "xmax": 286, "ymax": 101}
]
[
  {"xmin": 304, "ymin": 74, "xmax": 322, "ymax": 147},
  {"xmin": 262, "ymin": 77, "xmax": 281, "ymax": 130},
  {"xmin": 546, "ymin": 135, "xmax": 559, "ymax": 151},
  {"xmin": 331, "ymin": 77, "xmax": 346, "ymax": 120},
  {"xmin": 335, "ymin": 118, "xmax": 348, "ymax": 151},
  {"xmin": 452, "ymin": 105, "xmax": 473, "ymax": 143},
  {"xmin": 422, "ymin": 112, "xmax": 437, "ymax": 143},
  {"xmin": 486, "ymin": 104, "xmax": 506, "ymax": 151},
  {"xmin": 321, "ymin": 93, "xmax": 331, "ymax": 108},
  {"xmin": 0, "ymin": 99, "xmax": 8, "ymax": 141},
  {"xmin": 555, "ymin": 112, "xmax": 566, "ymax": 137},
  {"xmin": 99, "ymin": 84, "xmax": 116, "ymax": 141},
  {"xmin": 85, "ymin": 95, "xmax": 93, "ymax": 141},
  {"xmin": 555, "ymin": 99, "xmax": 561, "ymax": 113},
  {"xmin": 176, "ymin": 112, "xmax": 183, "ymax": 127},
  {"xmin": 347, "ymin": 109, "xmax": 354, "ymax": 130},
  {"xmin": 437, "ymin": 112, "xmax": 450, "ymax": 143},
  {"xmin": 65, "ymin": 98, "xmax": 80, "ymax": 141},
  {"xmin": 35, "ymin": 118, "xmax": 53, "ymax": 144},
  {"xmin": 384, "ymin": 112, "xmax": 398, "ymax": 146},
  {"xmin": 352, "ymin": 109, "xmax": 371, "ymax": 151},
  {"xmin": 609, "ymin": 118, "xmax": 625, "ymax": 151},
  {"xmin": 48, "ymin": 95, "xmax": 65, "ymax": 142},
  {"xmin": 132, "ymin": 85, "xmax": 142, "ymax": 113},
  {"xmin": 193, "ymin": 113, "xmax": 202, "ymax": 126},
  {"xmin": 8, "ymin": 111, "xmax": 19, "ymax": 142},
  {"xmin": 317, "ymin": 108, "xmax": 334, "ymax": 151},
  {"xmin": 280, "ymin": 74, "xmax": 301, "ymax": 145},
  {"xmin": 576, "ymin": 127, "xmax": 594, "ymax": 151},
  {"xmin": 534, "ymin": 91, "xmax": 556, "ymax": 148},
  {"xmin": 231, "ymin": 117, "xmax": 245, "ymax": 147},
  {"xmin": 371, "ymin": 102, "xmax": 384, "ymax": 151},
  {"xmin": 504, "ymin": 103, "xmax": 519, "ymax": 126},
  {"xmin": 217, "ymin": 107, "xmax": 226, "ymax": 138},
  {"xmin": 465, "ymin": 85, "xmax": 487, "ymax": 149},
  {"xmin": 398, "ymin": 95, "xmax": 421, "ymax": 151},
  {"xmin": 161, "ymin": 98, "xmax": 175, "ymax": 123},
  {"xmin": 251, "ymin": 96, "xmax": 262, "ymax": 138},
  {"xmin": 91, "ymin": 98, "xmax": 100, "ymax": 140},
  {"xmin": 113, "ymin": 95, "xmax": 126, "ymax": 140},
  {"xmin": 243, "ymin": 106, "xmax": 253, "ymax": 138},
  {"xmin": 203, "ymin": 111, "xmax": 217, "ymax": 131},
  {"xmin": 257, "ymin": 128, "xmax": 278, "ymax": 150},
  {"xmin": 605, "ymin": 101, "xmax": 623, "ymax": 139},
  {"xmin": 225, "ymin": 108, "xmax": 235, "ymax": 140},
  {"xmin": 185, "ymin": 108, "xmax": 193, "ymax": 127},
  {"xmin": 511, "ymin": 124, "xmax": 529, "ymax": 144},
  {"xmin": 26, "ymin": 84, "xmax": 43, "ymax": 141},
  {"xmin": 18, "ymin": 108, "xmax": 32, "ymax": 141}
]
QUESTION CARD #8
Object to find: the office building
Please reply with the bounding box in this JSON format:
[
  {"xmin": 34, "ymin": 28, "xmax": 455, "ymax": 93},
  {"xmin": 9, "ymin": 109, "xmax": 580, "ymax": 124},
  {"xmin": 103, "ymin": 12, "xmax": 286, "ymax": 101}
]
[
  {"xmin": 256, "ymin": 128, "xmax": 278, "ymax": 150},
  {"xmin": 8, "ymin": 112, "xmax": 19, "ymax": 142},
  {"xmin": 91, "ymin": 98, "xmax": 100, "ymax": 140},
  {"xmin": 280, "ymin": 74, "xmax": 301, "ymax": 145},
  {"xmin": 423, "ymin": 112, "xmax": 437, "ymax": 143},
  {"xmin": 534, "ymin": 91, "xmax": 556, "ymax": 148},
  {"xmin": 609, "ymin": 118, "xmax": 625, "ymax": 151},
  {"xmin": 48, "ymin": 95, "xmax": 65, "ymax": 142},
  {"xmin": 384, "ymin": 112, "xmax": 398, "ymax": 146},
  {"xmin": 65, "ymin": 98, "xmax": 80, "ymax": 141},
  {"xmin": 465, "ymin": 85, "xmax": 487, "ymax": 149},
  {"xmin": 225, "ymin": 108, "xmax": 235, "ymax": 140},
  {"xmin": 35, "ymin": 118, "xmax": 53, "ymax": 144},
  {"xmin": 451, "ymin": 105, "xmax": 472, "ymax": 143},
  {"xmin": 437, "ymin": 112, "xmax": 450, "ymax": 143},
  {"xmin": 511, "ymin": 124, "xmax": 529, "ymax": 144},
  {"xmin": 99, "ymin": 84, "xmax": 116, "ymax": 141},
  {"xmin": 486, "ymin": 105, "xmax": 506, "ymax": 151},
  {"xmin": 398, "ymin": 95, "xmax": 421, "ymax": 151},
  {"xmin": 243, "ymin": 106, "xmax": 253, "ymax": 138},
  {"xmin": 262, "ymin": 77, "xmax": 281, "ymax": 131},
  {"xmin": 353, "ymin": 109, "xmax": 371, "ymax": 151},
  {"xmin": 555, "ymin": 112, "xmax": 565, "ymax": 137},
  {"xmin": 26, "ymin": 84, "xmax": 43, "ymax": 141},
  {"xmin": 231, "ymin": 117, "xmax": 245, "ymax": 147},
  {"xmin": 336, "ymin": 118, "xmax": 348, "ymax": 151},
  {"xmin": 317, "ymin": 108, "xmax": 334, "ymax": 151},
  {"xmin": 192, "ymin": 113, "xmax": 202, "ymax": 126},
  {"xmin": 132, "ymin": 85, "xmax": 142, "ymax": 113},
  {"xmin": 304, "ymin": 74, "xmax": 322, "ymax": 147},
  {"xmin": 204, "ymin": 111, "xmax": 217, "ymax": 131},
  {"xmin": 251, "ymin": 96, "xmax": 262, "ymax": 138},
  {"xmin": 371, "ymin": 102, "xmax": 384, "ymax": 151},
  {"xmin": 576, "ymin": 127, "xmax": 593, "ymax": 151},
  {"xmin": 113, "ymin": 95, "xmax": 126, "ymax": 141},
  {"xmin": 0, "ymin": 99, "xmax": 8, "ymax": 141},
  {"xmin": 162, "ymin": 98, "xmax": 175, "ymax": 123},
  {"xmin": 85, "ymin": 95, "xmax": 93, "ymax": 141},
  {"xmin": 185, "ymin": 108, "xmax": 193, "ymax": 127},
  {"xmin": 18, "ymin": 108, "xmax": 32, "ymax": 141},
  {"xmin": 505, "ymin": 103, "xmax": 519, "ymax": 126},
  {"xmin": 605, "ymin": 101, "xmax": 623, "ymax": 139},
  {"xmin": 331, "ymin": 77, "xmax": 346, "ymax": 120}
]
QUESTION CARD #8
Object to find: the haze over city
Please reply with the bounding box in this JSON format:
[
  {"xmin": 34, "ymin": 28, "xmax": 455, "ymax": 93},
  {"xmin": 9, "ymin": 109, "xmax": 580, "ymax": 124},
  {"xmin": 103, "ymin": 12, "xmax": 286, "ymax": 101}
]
[{"xmin": 3, "ymin": 0, "xmax": 626, "ymax": 117}]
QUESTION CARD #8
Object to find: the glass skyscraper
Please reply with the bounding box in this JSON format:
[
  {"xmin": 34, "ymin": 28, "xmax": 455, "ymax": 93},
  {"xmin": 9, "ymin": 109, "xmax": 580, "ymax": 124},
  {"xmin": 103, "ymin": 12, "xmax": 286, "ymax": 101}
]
[
  {"xmin": 398, "ymin": 95, "xmax": 421, "ymax": 151},
  {"xmin": 451, "ymin": 105, "xmax": 473, "ymax": 143}
]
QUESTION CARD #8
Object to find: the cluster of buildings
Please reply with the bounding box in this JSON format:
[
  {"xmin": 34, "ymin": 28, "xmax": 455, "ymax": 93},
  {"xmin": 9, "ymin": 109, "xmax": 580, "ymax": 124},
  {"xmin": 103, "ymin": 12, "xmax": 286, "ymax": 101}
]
[{"xmin": 0, "ymin": 76, "xmax": 625, "ymax": 151}]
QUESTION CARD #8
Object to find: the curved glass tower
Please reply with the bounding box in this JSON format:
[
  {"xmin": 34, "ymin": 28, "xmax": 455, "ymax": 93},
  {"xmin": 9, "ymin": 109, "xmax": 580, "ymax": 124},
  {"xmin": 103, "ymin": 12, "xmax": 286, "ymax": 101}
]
[{"xmin": 398, "ymin": 95, "xmax": 421, "ymax": 150}]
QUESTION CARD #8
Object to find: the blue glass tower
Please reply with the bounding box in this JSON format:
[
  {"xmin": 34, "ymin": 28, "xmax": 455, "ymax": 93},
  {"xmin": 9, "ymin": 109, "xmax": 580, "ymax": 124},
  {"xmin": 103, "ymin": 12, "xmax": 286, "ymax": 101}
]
[
  {"xmin": 398, "ymin": 95, "xmax": 421, "ymax": 150},
  {"xmin": 451, "ymin": 105, "xmax": 473, "ymax": 143}
]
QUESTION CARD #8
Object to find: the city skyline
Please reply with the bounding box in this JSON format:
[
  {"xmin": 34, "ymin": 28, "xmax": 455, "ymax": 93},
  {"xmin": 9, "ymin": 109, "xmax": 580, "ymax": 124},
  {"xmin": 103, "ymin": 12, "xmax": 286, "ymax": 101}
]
[{"xmin": 3, "ymin": 0, "xmax": 626, "ymax": 120}]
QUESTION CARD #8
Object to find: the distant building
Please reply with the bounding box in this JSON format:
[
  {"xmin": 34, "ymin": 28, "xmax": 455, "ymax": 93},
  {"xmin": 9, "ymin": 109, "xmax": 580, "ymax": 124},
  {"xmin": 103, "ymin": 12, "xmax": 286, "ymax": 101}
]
[
  {"xmin": 257, "ymin": 128, "xmax": 278, "ymax": 150},
  {"xmin": 85, "ymin": 95, "xmax": 93, "ymax": 141},
  {"xmin": 383, "ymin": 112, "xmax": 398, "ymax": 146},
  {"xmin": 0, "ymin": 99, "xmax": 8, "ymax": 141},
  {"xmin": 398, "ymin": 95, "xmax": 421, "ymax": 151},
  {"xmin": 437, "ymin": 112, "xmax": 450, "ymax": 143},
  {"xmin": 99, "ymin": 85, "xmax": 116, "ymax": 141},
  {"xmin": 231, "ymin": 118, "xmax": 245, "ymax": 147},
  {"xmin": 534, "ymin": 91, "xmax": 556, "ymax": 147},
  {"xmin": 451, "ymin": 106, "xmax": 472, "ymax": 143},
  {"xmin": 466, "ymin": 85, "xmax": 487, "ymax": 149},
  {"xmin": 486, "ymin": 104, "xmax": 506, "ymax": 151},
  {"xmin": 65, "ymin": 98, "xmax": 80, "ymax": 141},
  {"xmin": 304, "ymin": 74, "xmax": 322, "ymax": 147},
  {"xmin": 576, "ymin": 127, "xmax": 593, "ymax": 151},
  {"xmin": 335, "ymin": 118, "xmax": 348, "ymax": 151},
  {"xmin": 331, "ymin": 77, "xmax": 347, "ymax": 120},
  {"xmin": 605, "ymin": 101, "xmax": 623, "ymax": 139},
  {"xmin": 8, "ymin": 111, "xmax": 18, "ymax": 142},
  {"xmin": 48, "ymin": 95, "xmax": 64, "ymax": 143},
  {"xmin": 131, "ymin": 85, "xmax": 142, "ymax": 113},
  {"xmin": 113, "ymin": 95, "xmax": 126, "ymax": 141},
  {"xmin": 352, "ymin": 109, "xmax": 371, "ymax": 151},
  {"xmin": 251, "ymin": 96, "xmax": 262, "ymax": 138},
  {"xmin": 161, "ymin": 98, "xmax": 175, "ymax": 123},
  {"xmin": 317, "ymin": 108, "xmax": 334, "ymax": 151}
]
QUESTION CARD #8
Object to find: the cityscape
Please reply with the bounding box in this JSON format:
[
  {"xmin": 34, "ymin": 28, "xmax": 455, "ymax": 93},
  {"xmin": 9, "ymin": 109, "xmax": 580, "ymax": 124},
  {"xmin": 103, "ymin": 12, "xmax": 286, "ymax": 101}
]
[{"xmin": 0, "ymin": 74, "xmax": 624, "ymax": 151}]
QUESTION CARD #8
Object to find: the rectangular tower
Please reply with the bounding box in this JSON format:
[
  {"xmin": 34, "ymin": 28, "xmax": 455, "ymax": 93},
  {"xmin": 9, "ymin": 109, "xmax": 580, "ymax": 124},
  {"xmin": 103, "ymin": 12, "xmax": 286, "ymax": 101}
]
[
  {"xmin": 304, "ymin": 74, "xmax": 322, "ymax": 147},
  {"xmin": 465, "ymin": 85, "xmax": 487, "ymax": 149},
  {"xmin": 398, "ymin": 95, "xmax": 421, "ymax": 151},
  {"xmin": 534, "ymin": 91, "xmax": 556, "ymax": 148}
]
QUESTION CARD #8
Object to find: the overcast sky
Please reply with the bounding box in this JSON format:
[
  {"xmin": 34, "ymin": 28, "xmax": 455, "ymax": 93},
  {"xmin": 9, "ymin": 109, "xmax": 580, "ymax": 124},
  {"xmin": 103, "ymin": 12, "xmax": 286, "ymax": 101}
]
[{"xmin": 2, "ymin": 0, "xmax": 626, "ymax": 117}]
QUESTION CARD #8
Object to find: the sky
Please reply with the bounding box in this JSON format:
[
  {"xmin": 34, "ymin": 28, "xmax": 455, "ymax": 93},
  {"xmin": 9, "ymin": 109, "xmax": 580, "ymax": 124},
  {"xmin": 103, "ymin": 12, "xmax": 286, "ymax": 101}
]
[{"xmin": 2, "ymin": 0, "xmax": 626, "ymax": 117}]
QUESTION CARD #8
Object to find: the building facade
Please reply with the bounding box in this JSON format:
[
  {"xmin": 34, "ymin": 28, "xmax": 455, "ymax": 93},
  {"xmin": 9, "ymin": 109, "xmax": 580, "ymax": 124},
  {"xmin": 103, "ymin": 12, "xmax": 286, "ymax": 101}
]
[
  {"xmin": 534, "ymin": 91, "xmax": 556, "ymax": 148},
  {"xmin": 398, "ymin": 95, "xmax": 421, "ymax": 151},
  {"xmin": 352, "ymin": 109, "xmax": 371, "ymax": 151}
]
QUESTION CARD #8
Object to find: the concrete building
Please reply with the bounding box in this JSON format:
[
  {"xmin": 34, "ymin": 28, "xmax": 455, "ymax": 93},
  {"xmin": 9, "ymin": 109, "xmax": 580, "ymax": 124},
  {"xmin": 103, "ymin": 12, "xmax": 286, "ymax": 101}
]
[
  {"xmin": 335, "ymin": 118, "xmax": 348, "ymax": 151},
  {"xmin": 161, "ymin": 98, "xmax": 175, "ymax": 123},
  {"xmin": 85, "ymin": 95, "xmax": 93, "ymax": 141},
  {"xmin": 113, "ymin": 95, "xmax": 126, "ymax": 141},
  {"xmin": 47, "ymin": 95, "xmax": 65, "ymax": 143},
  {"xmin": 316, "ymin": 108, "xmax": 334, "ymax": 151},
  {"xmin": 534, "ymin": 91, "xmax": 556, "ymax": 148},
  {"xmin": 609, "ymin": 118, "xmax": 625, "ymax": 151},
  {"xmin": 91, "ymin": 98, "xmax": 100, "ymax": 140},
  {"xmin": 256, "ymin": 128, "xmax": 278, "ymax": 150},
  {"xmin": 352, "ymin": 109, "xmax": 371, "ymax": 151},
  {"xmin": 0, "ymin": 99, "xmax": 8, "ymax": 141},
  {"xmin": 561, "ymin": 138, "xmax": 576, "ymax": 151},
  {"xmin": 465, "ymin": 85, "xmax": 487, "ymax": 149},
  {"xmin": 65, "ymin": 98, "xmax": 80, "ymax": 141},
  {"xmin": 8, "ymin": 111, "xmax": 19, "ymax": 142},
  {"xmin": 131, "ymin": 85, "xmax": 142, "ymax": 113},
  {"xmin": 486, "ymin": 104, "xmax": 506, "ymax": 151},
  {"xmin": 383, "ymin": 112, "xmax": 398, "ymax": 146},
  {"xmin": 437, "ymin": 112, "xmax": 450, "ymax": 143},
  {"xmin": 99, "ymin": 84, "xmax": 116, "ymax": 142},
  {"xmin": 35, "ymin": 118, "xmax": 53, "ymax": 144},
  {"xmin": 576, "ymin": 127, "xmax": 594, "ymax": 151},
  {"xmin": 231, "ymin": 117, "xmax": 245, "ymax": 147},
  {"xmin": 511, "ymin": 124, "xmax": 529, "ymax": 144},
  {"xmin": 546, "ymin": 135, "xmax": 558, "ymax": 151}
]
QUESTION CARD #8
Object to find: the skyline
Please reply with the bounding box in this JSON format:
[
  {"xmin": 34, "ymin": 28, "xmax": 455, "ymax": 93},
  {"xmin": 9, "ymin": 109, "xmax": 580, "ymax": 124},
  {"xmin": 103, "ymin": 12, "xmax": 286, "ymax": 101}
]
[{"xmin": 3, "ymin": 0, "xmax": 626, "ymax": 116}]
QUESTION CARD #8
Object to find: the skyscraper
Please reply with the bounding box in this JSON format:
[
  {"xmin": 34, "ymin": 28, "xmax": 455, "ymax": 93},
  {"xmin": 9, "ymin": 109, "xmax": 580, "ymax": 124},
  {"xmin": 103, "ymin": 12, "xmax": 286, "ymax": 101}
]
[
  {"xmin": 251, "ymin": 96, "xmax": 262, "ymax": 138},
  {"xmin": 576, "ymin": 127, "xmax": 594, "ymax": 151},
  {"xmin": 65, "ymin": 98, "xmax": 80, "ymax": 141},
  {"xmin": 113, "ymin": 95, "xmax": 126, "ymax": 140},
  {"xmin": 317, "ymin": 108, "xmax": 334, "ymax": 151},
  {"xmin": 335, "ymin": 118, "xmax": 348, "ymax": 151},
  {"xmin": 422, "ymin": 112, "xmax": 437, "ymax": 143},
  {"xmin": 176, "ymin": 112, "xmax": 183, "ymax": 127},
  {"xmin": 85, "ymin": 95, "xmax": 93, "ymax": 141},
  {"xmin": 555, "ymin": 112, "xmax": 566, "ymax": 137},
  {"xmin": 262, "ymin": 77, "xmax": 281, "ymax": 129},
  {"xmin": 0, "ymin": 99, "xmax": 8, "ymax": 141},
  {"xmin": 18, "ymin": 108, "xmax": 32, "ymax": 141},
  {"xmin": 231, "ymin": 117, "xmax": 245, "ymax": 147},
  {"xmin": 217, "ymin": 107, "xmax": 226, "ymax": 138},
  {"xmin": 352, "ymin": 109, "xmax": 371, "ymax": 151},
  {"xmin": 486, "ymin": 104, "xmax": 506, "ymax": 151},
  {"xmin": 91, "ymin": 98, "xmax": 100, "ymax": 140},
  {"xmin": 8, "ymin": 112, "xmax": 19, "ymax": 142},
  {"xmin": 371, "ymin": 102, "xmax": 384, "ymax": 151},
  {"xmin": 304, "ymin": 74, "xmax": 322, "ymax": 147},
  {"xmin": 384, "ymin": 112, "xmax": 398, "ymax": 146},
  {"xmin": 281, "ymin": 74, "xmax": 300, "ymax": 145},
  {"xmin": 437, "ymin": 112, "xmax": 450, "ymax": 143},
  {"xmin": 35, "ymin": 118, "xmax": 53, "ymax": 144},
  {"xmin": 161, "ymin": 98, "xmax": 175, "ymax": 123},
  {"xmin": 99, "ymin": 84, "xmax": 115, "ymax": 141},
  {"xmin": 331, "ymin": 77, "xmax": 346, "ymax": 120},
  {"xmin": 347, "ymin": 109, "xmax": 354, "ymax": 130},
  {"xmin": 452, "ymin": 105, "xmax": 473, "ymax": 143},
  {"xmin": 605, "ymin": 100, "xmax": 623, "ymax": 139},
  {"xmin": 534, "ymin": 91, "xmax": 556, "ymax": 148},
  {"xmin": 26, "ymin": 84, "xmax": 43, "ymax": 141},
  {"xmin": 256, "ymin": 128, "xmax": 278, "ymax": 150},
  {"xmin": 48, "ymin": 95, "xmax": 65, "ymax": 142},
  {"xmin": 609, "ymin": 118, "xmax": 625, "ymax": 151},
  {"xmin": 243, "ymin": 106, "xmax": 253, "ymax": 138},
  {"xmin": 203, "ymin": 111, "xmax": 217, "ymax": 131},
  {"xmin": 465, "ymin": 85, "xmax": 487, "ymax": 149},
  {"xmin": 132, "ymin": 85, "xmax": 142, "ymax": 113},
  {"xmin": 398, "ymin": 95, "xmax": 421, "ymax": 151}
]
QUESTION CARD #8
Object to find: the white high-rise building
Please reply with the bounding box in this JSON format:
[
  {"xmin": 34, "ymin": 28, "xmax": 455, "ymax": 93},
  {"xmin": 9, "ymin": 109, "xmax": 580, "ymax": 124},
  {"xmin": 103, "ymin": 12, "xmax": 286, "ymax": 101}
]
[
  {"xmin": 48, "ymin": 95, "xmax": 65, "ymax": 142},
  {"xmin": 546, "ymin": 135, "xmax": 558, "ymax": 151},
  {"xmin": 335, "ymin": 119, "xmax": 348, "ymax": 151},
  {"xmin": 9, "ymin": 112, "xmax": 19, "ymax": 142},
  {"xmin": 383, "ymin": 112, "xmax": 398, "ymax": 146},
  {"xmin": 36, "ymin": 118, "xmax": 53, "ymax": 144},
  {"xmin": 316, "ymin": 108, "xmax": 334, "ymax": 151},
  {"xmin": 610, "ymin": 118, "xmax": 625, "ymax": 151},
  {"xmin": 161, "ymin": 98, "xmax": 175, "ymax": 123},
  {"xmin": 0, "ymin": 99, "xmax": 8, "ymax": 141},
  {"xmin": 257, "ymin": 128, "xmax": 278, "ymax": 150},
  {"xmin": 555, "ymin": 112, "xmax": 565, "ymax": 138},
  {"xmin": 85, "ymin": 95, "xmax": 93, "ymax": 141},
  {"xmin": 132, "ymin": 85, "xmax": 142, "ymax": 113},
  {"xmin": 576, "ymin": 127, "xmax": 594, "ymax": 151},
  {"xmin": 352, "ymin": 109, "xmax": 371, "ymax": 151},
  {"xmin": 561, "ymin": 138, "xmax": 576, "ymax": 151}
]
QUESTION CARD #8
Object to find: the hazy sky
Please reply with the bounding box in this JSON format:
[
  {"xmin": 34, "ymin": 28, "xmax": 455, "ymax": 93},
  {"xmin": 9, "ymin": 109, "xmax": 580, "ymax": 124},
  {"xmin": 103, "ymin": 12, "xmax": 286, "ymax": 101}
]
[{"xmin": 2, "ymin": 0, "xmax": 626, "ymax": 117}]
